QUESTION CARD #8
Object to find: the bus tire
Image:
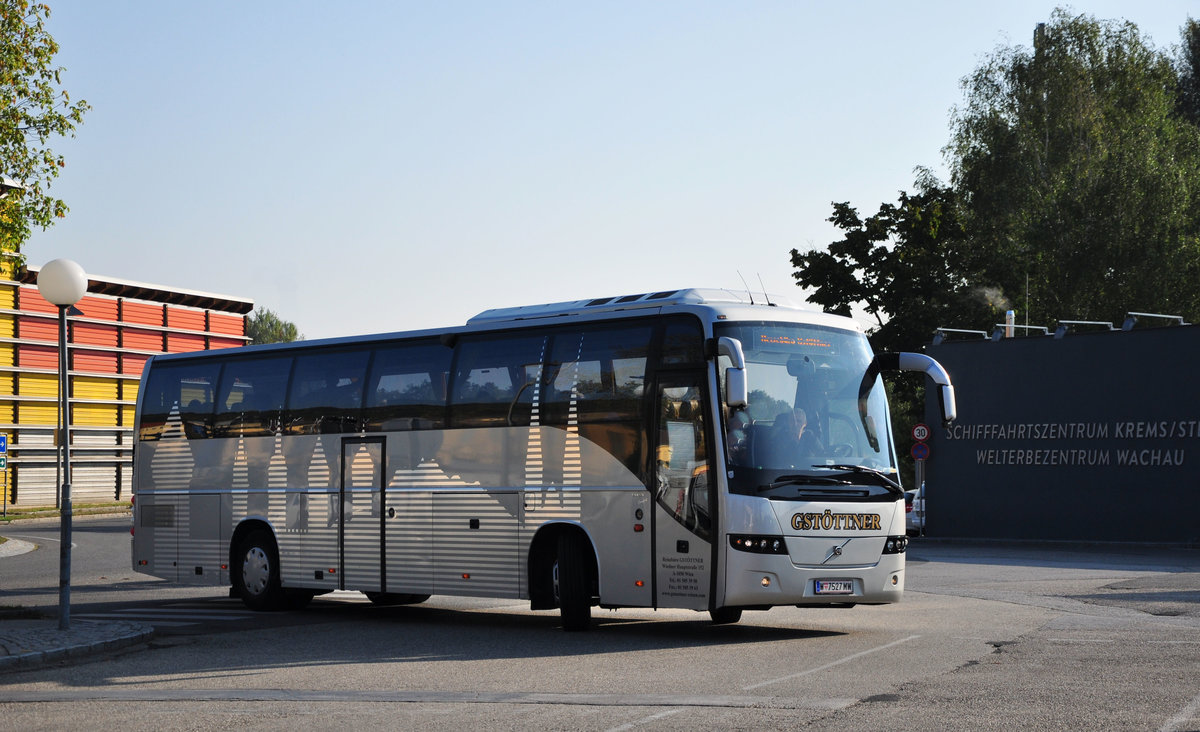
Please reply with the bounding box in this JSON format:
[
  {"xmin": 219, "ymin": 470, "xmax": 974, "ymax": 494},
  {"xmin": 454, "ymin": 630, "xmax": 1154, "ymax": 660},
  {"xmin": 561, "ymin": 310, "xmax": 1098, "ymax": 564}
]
[
  {"xmin": 234, "ymin": 528, "xmax": 284, "ymax": 611},
  {"xmin": 556, "ymin": 532, "xmax": 593, "ymax": 632},
  {"xmin": 710, "ymin": 607, "xmax": 742, "ymax": 625}
]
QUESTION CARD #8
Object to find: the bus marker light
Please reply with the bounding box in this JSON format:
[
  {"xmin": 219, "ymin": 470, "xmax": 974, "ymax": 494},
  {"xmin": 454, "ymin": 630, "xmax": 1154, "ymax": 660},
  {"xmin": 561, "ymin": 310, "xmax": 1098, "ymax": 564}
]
[
  {"xmin": 634, "ymin": 523, "xmax": 644, "ymax": 532},
  {"xmin": 462, "ymin": 573, "xmax": 470, "ymax": 580},
  {"xmin": 138, "ymin": 560, "xmax": 147, "ymax": 566},
  {"xmin": 635, "ymin": 580, "xmax": 644, "ymax": 587},
  {"xmin": 328, "ymin": 568, "xmax": 336, "ymax": 574}
]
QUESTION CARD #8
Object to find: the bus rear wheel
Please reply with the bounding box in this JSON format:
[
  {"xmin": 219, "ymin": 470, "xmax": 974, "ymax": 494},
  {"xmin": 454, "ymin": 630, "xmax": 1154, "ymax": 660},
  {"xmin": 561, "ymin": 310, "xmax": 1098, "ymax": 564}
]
[
  {"xmin": 554, "ymin": 532, "xmax": 593, "ymax": 632},
  {"xmin": 234, "ymin": 528, "xmax": 284, "ymax": 611}
]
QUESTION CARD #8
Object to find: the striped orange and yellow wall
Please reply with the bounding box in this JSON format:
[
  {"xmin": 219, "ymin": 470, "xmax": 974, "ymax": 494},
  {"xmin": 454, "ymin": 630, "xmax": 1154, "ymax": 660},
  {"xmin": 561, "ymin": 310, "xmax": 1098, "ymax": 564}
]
[{"xmin": 1, "ymin": 258, "xmax": 253, "ymax": 507}]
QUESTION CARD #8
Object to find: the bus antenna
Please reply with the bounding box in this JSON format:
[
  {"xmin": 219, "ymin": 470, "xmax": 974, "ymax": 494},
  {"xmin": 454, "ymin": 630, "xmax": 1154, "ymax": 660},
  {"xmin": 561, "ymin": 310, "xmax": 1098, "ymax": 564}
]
[
  {"xmin": 757, "ymin": 274, "xmax": 774, "ymax": 306},
  {"xmin": 737, "ymin": 271, "xmax": 756, "ymax": 305}
]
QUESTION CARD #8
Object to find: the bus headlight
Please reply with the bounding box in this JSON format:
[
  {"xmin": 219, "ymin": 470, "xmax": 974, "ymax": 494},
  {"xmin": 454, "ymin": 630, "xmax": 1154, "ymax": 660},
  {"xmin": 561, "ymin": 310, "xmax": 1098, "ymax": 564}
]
[
  {"xmin": 882, "ymin": 535, "xmax": 909, "ymax": 554},
  {"xmin": 729, "ymin": 535, "xmax": 788, "ymax": 554}
]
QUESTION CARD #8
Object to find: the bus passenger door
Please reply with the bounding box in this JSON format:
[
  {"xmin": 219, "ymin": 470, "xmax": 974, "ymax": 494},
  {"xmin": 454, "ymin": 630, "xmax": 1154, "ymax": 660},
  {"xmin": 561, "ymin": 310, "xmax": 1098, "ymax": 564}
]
[
  {"xmin": 652, "ymin": 375, "xmax": 714, "ymax": 610},
  {"xmin": 340, "ymin": 437, "xmax": 385, "ymax": 592}
]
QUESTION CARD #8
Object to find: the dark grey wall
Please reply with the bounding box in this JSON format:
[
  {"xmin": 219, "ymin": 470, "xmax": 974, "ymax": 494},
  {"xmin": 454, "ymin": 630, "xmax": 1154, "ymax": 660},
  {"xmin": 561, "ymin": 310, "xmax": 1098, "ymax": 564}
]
[{"xmin": 924, "ymin": 326, "xmax": 1200, "ymax": 544}]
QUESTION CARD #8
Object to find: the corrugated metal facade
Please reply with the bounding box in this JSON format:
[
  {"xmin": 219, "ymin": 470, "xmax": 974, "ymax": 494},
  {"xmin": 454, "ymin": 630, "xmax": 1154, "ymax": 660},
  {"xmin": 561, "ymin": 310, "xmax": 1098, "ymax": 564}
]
[{"xmin": 0, "ymin": 258, "xmax": 253, "ymax": 507}]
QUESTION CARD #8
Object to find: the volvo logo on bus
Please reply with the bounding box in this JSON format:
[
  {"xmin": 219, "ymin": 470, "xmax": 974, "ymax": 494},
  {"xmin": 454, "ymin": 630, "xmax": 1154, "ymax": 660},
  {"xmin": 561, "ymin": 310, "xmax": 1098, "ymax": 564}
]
[{"xmin": 792, "ymin": 510, "xmax": 882, "ymax": 532}]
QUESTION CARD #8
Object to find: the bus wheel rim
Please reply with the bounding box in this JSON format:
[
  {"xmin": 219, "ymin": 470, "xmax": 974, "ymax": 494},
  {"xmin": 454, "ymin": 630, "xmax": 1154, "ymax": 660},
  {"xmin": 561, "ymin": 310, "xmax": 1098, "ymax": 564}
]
[{"xmin": 243, "ymin": 546, "xmax": 270, "ymax": 596}]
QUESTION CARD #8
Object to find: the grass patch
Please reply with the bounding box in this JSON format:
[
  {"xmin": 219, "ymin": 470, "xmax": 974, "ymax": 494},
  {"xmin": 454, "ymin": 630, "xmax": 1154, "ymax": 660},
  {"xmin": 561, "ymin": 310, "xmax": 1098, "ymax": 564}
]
[{"xmin": 0, "ymin": 501, "xmax": 130, "ymax": 523}]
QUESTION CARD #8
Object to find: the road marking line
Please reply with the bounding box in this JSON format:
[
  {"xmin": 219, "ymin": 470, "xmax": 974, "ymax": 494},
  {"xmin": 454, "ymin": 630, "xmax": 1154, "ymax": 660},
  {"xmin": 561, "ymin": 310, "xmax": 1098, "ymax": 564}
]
[
  {"xmin": 1159, "ymin": 689, "xmax": 1200, "ymax": 732},
  {"xmin": 742, "ymin": 635, "xmax": 920, "ymax": 691},
  {"xmin": 1048, "ymin": 638, "xmax": 1112, "ymax": 643},
  {"xmin": 604, "ymin": 709, "xmax": 682, "ymax": 731},
  {"xmin": 6, "ymin": 534, "xmax": 60, "ymax": 543}
]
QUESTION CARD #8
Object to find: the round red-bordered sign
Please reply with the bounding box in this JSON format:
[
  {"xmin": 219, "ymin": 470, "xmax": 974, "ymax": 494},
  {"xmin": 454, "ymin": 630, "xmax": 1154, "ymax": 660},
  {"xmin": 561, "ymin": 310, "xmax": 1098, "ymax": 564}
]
[
  {"xmin": 911, "ymin": 423, "xmax": 930, "ymax": 442},
  {"xmin": 911, "ymin": 442, "xmax": 930, "ymax": 460}
]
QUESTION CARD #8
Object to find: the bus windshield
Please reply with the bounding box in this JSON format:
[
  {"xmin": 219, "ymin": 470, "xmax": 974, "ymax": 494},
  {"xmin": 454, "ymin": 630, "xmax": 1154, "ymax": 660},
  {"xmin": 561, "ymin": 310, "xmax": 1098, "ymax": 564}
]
[{"xmin": 715, "ymin": 321, "xmax": 897, "ymax": 497}]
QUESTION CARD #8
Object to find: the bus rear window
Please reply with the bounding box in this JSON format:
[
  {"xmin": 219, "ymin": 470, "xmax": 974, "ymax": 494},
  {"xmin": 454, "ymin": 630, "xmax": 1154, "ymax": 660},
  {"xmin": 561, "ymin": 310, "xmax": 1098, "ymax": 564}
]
[{"xmin": 138, "ymin": 362, "xmax": 221, "ymax": 441}]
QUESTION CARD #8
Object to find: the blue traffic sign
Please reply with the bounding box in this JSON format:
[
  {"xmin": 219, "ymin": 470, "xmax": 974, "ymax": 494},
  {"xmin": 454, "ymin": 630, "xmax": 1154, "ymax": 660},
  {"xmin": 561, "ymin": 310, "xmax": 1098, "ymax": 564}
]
[
  {"xmin": 911, "ymin": 442, "xmax": 930, "ymax": 461},
  {"xmin": 0, "ymin": 434, "xmax": 7, "ymax": 454}
]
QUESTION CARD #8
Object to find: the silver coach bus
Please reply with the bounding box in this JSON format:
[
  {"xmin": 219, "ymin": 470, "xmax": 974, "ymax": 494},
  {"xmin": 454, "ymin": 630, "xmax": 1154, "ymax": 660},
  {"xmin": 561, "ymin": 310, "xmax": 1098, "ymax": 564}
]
[{"xmin": 131, "ymin": 289, "xmax": 955, "ymax": 630}]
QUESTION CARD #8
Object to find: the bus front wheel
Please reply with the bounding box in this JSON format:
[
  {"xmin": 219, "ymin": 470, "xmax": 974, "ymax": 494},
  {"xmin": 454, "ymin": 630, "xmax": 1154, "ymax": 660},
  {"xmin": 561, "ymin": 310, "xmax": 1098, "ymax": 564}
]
[
  {"xmin": 234, "ymin": 528, "xmax": 284, "ymax": 611},
  {"xmin": 554, "ymin": 532, "xmax": 593, "ymax": 632},
  {"xmin": 710, "ymin": 607, "xmax": 743, "ymax": 625}
]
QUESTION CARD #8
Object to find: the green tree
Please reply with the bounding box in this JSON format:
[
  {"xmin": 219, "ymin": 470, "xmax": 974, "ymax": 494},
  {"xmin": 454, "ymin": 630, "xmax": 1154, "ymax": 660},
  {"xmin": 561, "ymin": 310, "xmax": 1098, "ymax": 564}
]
[
  {"xmin": 247, "ymin": 307, "xmax": 302, "ymax": 345},
  {"xmin": 0, "ymin": 0, "xmax": 89, "ymax": 257},
  {"xmin": 1175, "ymin": 18, "xmax": 1200, "ymax": 125},
  {"xmin": 791, "ymin": 173, "xmax": 1001, "ymax": 354},
  {"xmin": 948, "ymin": 9, "xmax": 1200, "ymax": 325},
  {"xmin": 792, "ymin": 177, "xmax": 1005, "ymax": 478}
]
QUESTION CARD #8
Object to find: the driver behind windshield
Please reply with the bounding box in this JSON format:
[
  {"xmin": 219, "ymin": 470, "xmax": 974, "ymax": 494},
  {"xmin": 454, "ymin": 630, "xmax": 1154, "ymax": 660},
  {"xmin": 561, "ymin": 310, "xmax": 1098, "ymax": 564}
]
[{"xmin": 764, "ymin": 408, "xmax": 821, "ymax": 467}]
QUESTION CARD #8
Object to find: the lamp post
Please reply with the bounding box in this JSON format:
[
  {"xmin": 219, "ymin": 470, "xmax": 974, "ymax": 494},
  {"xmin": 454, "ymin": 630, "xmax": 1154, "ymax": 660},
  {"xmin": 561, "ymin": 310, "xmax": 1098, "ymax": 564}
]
[{"xmin": 37, "ymin": 258, "xmax": 87, "ymax": 631}]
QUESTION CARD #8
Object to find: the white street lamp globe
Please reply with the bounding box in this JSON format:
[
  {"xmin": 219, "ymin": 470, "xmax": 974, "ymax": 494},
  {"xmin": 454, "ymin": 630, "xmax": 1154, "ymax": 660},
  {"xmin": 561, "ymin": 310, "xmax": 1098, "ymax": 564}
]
[{"xmin": 37, "ymin": 258, "xmax": 88, "ymax": 306}]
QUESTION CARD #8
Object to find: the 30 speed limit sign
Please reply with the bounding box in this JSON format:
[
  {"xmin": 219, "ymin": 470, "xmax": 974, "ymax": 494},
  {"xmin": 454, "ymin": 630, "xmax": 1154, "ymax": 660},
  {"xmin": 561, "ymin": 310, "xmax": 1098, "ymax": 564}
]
[{"xmin": 912, "ymin": 423, "xmax": 930, "ymax": 442}]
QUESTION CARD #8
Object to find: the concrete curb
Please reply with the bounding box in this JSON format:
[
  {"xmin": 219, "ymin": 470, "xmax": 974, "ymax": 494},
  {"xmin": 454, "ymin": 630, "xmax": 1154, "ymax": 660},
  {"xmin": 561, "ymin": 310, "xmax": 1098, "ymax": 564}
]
[
  {"xmin": 0, "ymin": 537, "xmax": 35, "ymax": 558},
  {"xmin": 0, "ymin": 619, "xmax": 155, "ymax": 673}
]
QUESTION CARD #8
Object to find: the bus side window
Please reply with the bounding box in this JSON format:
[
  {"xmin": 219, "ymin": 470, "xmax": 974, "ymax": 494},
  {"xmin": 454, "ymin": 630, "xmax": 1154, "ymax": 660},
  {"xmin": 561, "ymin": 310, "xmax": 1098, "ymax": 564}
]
[
  {"xmin": 363, "ymin": 341, "xmax": 451, "ymax": 432},
  {"xmin": 138, "ymin": 362, "xmax": 221, "ymax": 441},
  {"xmin": 660, "ymin": 319, "xmax": 704, "ymax": 366},
  {"xmin": 655, "ymin": 383, "xmax": 710, "ymax": 539},
  {"xmin": 285, "ymin": 349, "xmax": 370, "ymax": 434},
  {"xmin": 543, "ymin": 325, "xmax": 650, "ymax": 483},
  {"xmin": 449, "ymin": 334, "xmax": 547, "ymax": 428},
  {"xmin": 213, "ymin": 357, "xmax": 293, "ymax": 438}
]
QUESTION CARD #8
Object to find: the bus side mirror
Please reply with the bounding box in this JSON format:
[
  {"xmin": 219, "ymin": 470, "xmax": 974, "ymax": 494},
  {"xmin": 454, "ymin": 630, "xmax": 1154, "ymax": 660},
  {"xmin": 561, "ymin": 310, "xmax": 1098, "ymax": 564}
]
[
  {"xmin": 937, "ymin": 383, "xmax": 957, "ymax": 425},
  {"xmin": 858, "ymin": 352, "xmax": 957, "ymax": 450},
  {"xmin": 717, "ymin": 337, "xmax": 748, "ymax": 408}
]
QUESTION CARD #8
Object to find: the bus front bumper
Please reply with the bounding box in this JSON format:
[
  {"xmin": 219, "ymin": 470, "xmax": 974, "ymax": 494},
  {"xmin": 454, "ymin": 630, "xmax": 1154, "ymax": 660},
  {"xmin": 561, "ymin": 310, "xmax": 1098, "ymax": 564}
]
[{"xmin": 722, "ymin": 549, "xmax": 905, "ymax": 607}]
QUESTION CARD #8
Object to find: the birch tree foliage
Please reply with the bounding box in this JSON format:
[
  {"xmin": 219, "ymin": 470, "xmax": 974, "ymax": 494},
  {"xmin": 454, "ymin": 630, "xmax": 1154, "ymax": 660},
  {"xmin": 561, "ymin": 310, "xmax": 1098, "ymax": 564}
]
[{"xmin": 0, "ymin": 0, "xmax": 89, "ymax": 258}]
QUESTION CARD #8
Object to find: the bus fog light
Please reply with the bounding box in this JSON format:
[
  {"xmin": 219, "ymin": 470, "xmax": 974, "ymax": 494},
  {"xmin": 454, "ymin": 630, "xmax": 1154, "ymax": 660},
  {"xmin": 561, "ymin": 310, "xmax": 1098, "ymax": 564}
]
[
  {"xmin": 761, "ymin": 576, "xmax": 771, "ymax": 587},
  {"xmin": 891, "ymin": 574, "xmax": 898, "ymax": 586}
]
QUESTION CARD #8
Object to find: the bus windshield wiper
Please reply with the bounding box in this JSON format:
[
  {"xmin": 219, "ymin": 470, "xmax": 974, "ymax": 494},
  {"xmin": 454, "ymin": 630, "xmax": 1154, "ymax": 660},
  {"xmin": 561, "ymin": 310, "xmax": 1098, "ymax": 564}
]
[
  {"xmin": 815, "ymin": 464, "xmax": 904, "ymax": 496},
  {"xmin": 761, "ymin": 474, "xmax": 852, "ymax": 492}
]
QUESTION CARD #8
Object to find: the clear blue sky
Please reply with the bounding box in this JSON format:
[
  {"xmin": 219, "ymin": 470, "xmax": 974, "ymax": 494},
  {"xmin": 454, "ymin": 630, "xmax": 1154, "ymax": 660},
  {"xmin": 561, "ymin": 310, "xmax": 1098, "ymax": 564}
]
[{"xmin": 26, "ymin": 1, "xmax": 1198, "ymax": 339}]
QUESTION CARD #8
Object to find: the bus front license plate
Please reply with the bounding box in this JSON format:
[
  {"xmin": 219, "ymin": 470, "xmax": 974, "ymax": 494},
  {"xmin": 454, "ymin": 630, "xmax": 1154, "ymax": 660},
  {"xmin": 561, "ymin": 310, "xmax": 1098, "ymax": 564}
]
[{"xmin": 815, "ymin": 580, "xmax": 853, "ymax": 595}]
